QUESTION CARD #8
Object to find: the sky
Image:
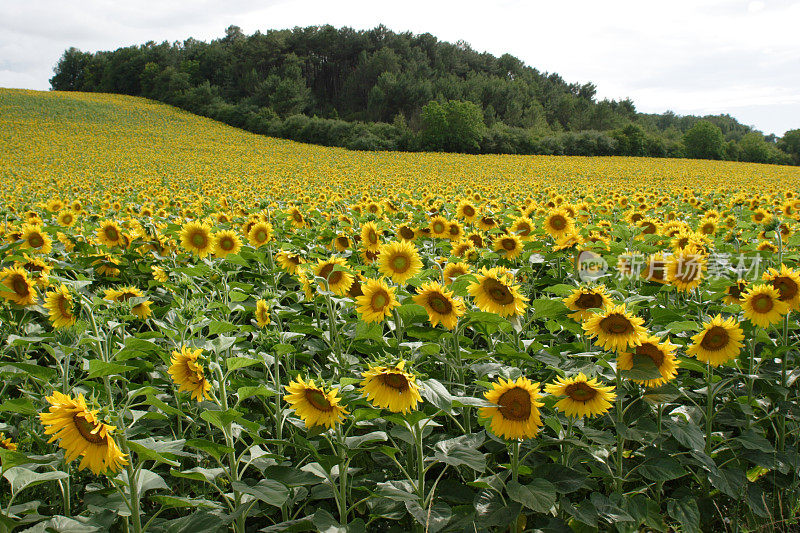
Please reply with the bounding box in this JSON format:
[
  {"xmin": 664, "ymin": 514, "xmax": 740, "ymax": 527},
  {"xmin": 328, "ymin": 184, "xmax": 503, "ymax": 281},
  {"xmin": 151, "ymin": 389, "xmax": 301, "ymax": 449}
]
[{"xmin": 1, "ymin": 0, "xmax": 798, "ymax": 136}]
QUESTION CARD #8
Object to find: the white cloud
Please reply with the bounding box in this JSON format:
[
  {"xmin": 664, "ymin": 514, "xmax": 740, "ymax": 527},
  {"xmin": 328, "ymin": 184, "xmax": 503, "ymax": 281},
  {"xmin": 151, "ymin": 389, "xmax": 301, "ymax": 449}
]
[{"xmin": 0, "ymin": 0, "xmax": 797, "ymax": 135}]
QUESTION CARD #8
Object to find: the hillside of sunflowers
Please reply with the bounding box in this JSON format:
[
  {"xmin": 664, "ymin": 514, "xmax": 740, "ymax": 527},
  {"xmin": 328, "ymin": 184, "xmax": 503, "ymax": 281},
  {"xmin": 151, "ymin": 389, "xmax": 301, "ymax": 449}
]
[{"xmin": 2, "ymin": 86, "xmax": 800, "ymax": 532}]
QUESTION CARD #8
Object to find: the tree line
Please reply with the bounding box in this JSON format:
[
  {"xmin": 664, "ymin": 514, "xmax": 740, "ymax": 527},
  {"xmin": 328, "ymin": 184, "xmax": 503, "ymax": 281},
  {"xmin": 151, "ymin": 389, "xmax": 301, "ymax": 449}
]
[{"xmin": 50, "ymin": 25, "xmax": 800, "ymax": 164}]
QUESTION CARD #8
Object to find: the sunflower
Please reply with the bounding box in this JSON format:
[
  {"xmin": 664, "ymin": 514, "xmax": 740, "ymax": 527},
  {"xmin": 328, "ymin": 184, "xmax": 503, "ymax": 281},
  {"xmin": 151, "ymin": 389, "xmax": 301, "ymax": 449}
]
[
  {"xmin": 396, "ymin": 223, "xmax": 417, "ymax": 242},
  {"xmin": 479, "ymin": 377, "xmax": 544, "ymax": 440},
  {"xmin": 0, "ymin": 266, "xmax": 37, "ymax": 306},
  {"xmin": 17, "ymin": 253, "xmax": 52, "ymax": 287},
  {"xmin": 377, "ymin": 241, "xmax": 423, "ymax": 284},
  {"xmin": 443, "ymin": 262, "xmax": 471, "ymax": 284},
  {"xmin": 96, "ymin": 220, "xmax": 124, "ymax": 248},
  {"xmin": 762, "ymin": 264, "xmax": 800, "ymax": 311},
  {"xmin": 92, "ymin": 255, "xmax": 121, "ymax": 277},
  {"xmin": 563, "ymin": 285, "xmax": 613, "ymax": 322},
  {"xmin": 667, "ymin": 247, "xmax": 706, "ymax": 292},
  {"xmin": 618, "ymin": 335, "xmax": 679, "ymax": 388},
  {"xmin": 468, "ymin": 267, "xmax": 528, "ymax": 317},
  {"xmin": 545, "ymin": 373, "xmax": 616, "ymax": 419},
  {"xmin": 180, "ymin": 221, "xmax": 213, "ymax": 258},
  {"xmin": 360, "ymin": 360, "xmax": 422, "ymax": 414},
  {"xmin": 724, "ymin": 279, "xmax": 749, "ymax": 305},
  {"xmin": 332, "ymin": 233, "xmax": 351, "ymax": 252},
  {"xmin": 213, "ymin": 230, "xmax": 242, "ymax": 258},
  {"xmin": 284, "ymin": 377, "xmax": 348, "ymax": 428},
  {"xmin": 542, "ymin": 208, "xmax": 575, "ymax": 240},
  {"xmin": 104, "ymin": 286, "xmax": 152, "ymax": 319},
  {"xmin": 360, "ymin": 221, "xmax": 382, "ymax": 252},
  {"xmin": 456, "ymin": 200, "xmax": 478, "ymax": 223},
  {"xmin": 687, "ymin": 315, "xmax": 744, "ymax": 366},
  {"xmin": 452, "ymin": 240, "xmax": 476, "ymax": 259},
  {"xmin": 510, "ymin": 216, "xmax": 535, "ymax": 240},
  {"xmin": 493, "ymin": 234, "xmax": 524, "ymax": 260},
  {"xmin": 255, "ymin": 299, "xmax": 270, "ymax": 327},
  {"xmin": 553, "ymin": 233, "xmax": 584, "ymax": 252},
  {"xmin": 447, "ymin": 221, "xmax": 464, "ymax": 241},
  {"xmin": 152, "ymin": 265, "xmax": 168, "ymax": 283},
  {"xmin": 247, "ymin": 222, "xmax": 273, "ymax": 248},
  {"xmin": 39, "ymin": 391, "xmax": 129, "ymax": 475},
  {"xmin": 355, "ymin": 278, "xmax": 400, "ymax": 323},
  {"xmin": 412, "ymin": 281, "xmax": 466, "ymax": 329},
  {"xmin": 642, "ymin": 254, "xmax": 669, "ymax": 284},
  {"xmin": 429, "ymin": 215, "xmax": 450, "ymax": 238},
  {"xmin": 168, "ymin": 346, "xmax": 212, "ymax": 401},
  {"xmin": 477, "ymin": 214, "xmax": 499, "ymax": 232},
  {"xmin": 582, "ymin": 304, "xmax": 648, "ymax": 353},
  {"xmin": 740, "ymin": 284, "xmax": 790, "ymax": 328},
  {"xmin": 275, "ymin": 251, "xmax": 306, "ymax": 275},
  {"xmin": 44, "ymin": 285, "xmax": 77, "ymax": 328},
  {"xmin": 0, "ymin": 432, "xmax": 17, "ymax": 451},
  {"xmin": 287, "ymin": 206, "xmax": 306, "ymax": 228},
  {"xmin": 466, "ymin": 231, "xmax": 486, "ymax": 249},
  {"xmin": 21, "ymin": 225, "xmax": 52, "ymax": 254},
  {"xmin": 313, "ymin": 257, "xmax": 354, "ymax": 296}
]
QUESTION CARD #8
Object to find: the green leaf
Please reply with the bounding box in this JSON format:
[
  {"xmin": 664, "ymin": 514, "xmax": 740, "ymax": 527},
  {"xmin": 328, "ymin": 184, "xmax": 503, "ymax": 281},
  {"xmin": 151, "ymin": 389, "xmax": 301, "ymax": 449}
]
[
  {"xmin": 531, "ymin": 298, "xmax": 567, "ymax": 319},
  {"xmin": 226, "ymin": 356, "xmax": 259, "ymax": 372},
  {"xmin": 200, "ymin": 409, "xmax": 240, "ymax": 431},
  {"xmin": 405, "ymin": 500, "xmax": 451, "ymax": 533},
  {"xmin": 87, "ymin": 359, "xmax": 137, "ymax": 379},
  {"xmin": 506, "ymin": 479, "xmax": 556, "ymax": 513},
  {"xmin": 0, "ymin": 398, "xmax": 37, "ymax": 415},
  {"xmin": 236, "ymin": 385, "xmax": 275, "ymax": 402},
  {"xmin": 126, "ymin": 438, "xmax": 184, "ymax": 467},
  {"xmin": 420, "ymin": 378, "xmax": 452, "ymax": 413},
  {"xmin": 208, "ymin": 320, "xmax": 239, "ymax": 335},
  {"xmin": 433, "ymin": 433, "xmax": 486, "ymax": 472},
  {"xmin": 621, "ymin": 354, "xmax": 663, "ymax": 381},
  {"xmin": 667, "ymin": 498, "xmax": 700, "ymax": 533},
  {"xmin": 231, "ymin": 479, "xmax": 289, "ymax": 507},
  {"xmin": 185, "ymin": 439, "xmax": 234, "ymax": 461},
  {"xmin": 344, "ymin": 431, "xmax": 388, "ymax": 449},
  {"xmin": 374, "ymin": 480, "xmax": 417, "ymax": 502},
  {"xmin": 353, "ymin": 321, "xmax": 384, "ymax": 342},
  {"xmin": 639, "ymin": 456, "xmax": 687, "ymax": 482},
  {"xmin": 666, "ymin": 420, "xmax": 705, "ymax": 451},
  {"xmin": 3, "ymin": 467, "xmax": 68, "ymax": 496}
]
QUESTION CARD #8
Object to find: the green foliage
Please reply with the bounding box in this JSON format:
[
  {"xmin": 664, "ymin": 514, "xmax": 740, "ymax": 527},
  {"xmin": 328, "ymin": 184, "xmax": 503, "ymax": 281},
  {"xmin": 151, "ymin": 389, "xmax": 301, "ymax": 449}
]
[
  {"xmin": 778, "ymin": 129, "xmax": 800, "ymax": 164},
  {"xmin": 420, "ymin": 100, "xmax": 485, "ymax": 153},
  {"xmin": 683, "ymin": 120, "xmax": 725, "ymax": 160}
]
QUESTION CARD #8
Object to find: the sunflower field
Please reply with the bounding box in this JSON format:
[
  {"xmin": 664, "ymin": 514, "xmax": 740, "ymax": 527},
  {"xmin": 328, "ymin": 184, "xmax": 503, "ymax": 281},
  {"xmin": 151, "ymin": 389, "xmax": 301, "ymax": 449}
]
[{"xmin": 2, "ymin": 88, "xmax": 800, "ymax": 532}]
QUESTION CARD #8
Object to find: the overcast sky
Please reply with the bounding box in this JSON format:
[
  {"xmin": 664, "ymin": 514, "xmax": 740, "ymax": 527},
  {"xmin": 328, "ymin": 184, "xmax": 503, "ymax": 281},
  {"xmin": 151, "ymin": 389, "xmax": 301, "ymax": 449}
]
[{"xmin": 2, "ymin": 0, "xmax": 798, "ymax": 135}]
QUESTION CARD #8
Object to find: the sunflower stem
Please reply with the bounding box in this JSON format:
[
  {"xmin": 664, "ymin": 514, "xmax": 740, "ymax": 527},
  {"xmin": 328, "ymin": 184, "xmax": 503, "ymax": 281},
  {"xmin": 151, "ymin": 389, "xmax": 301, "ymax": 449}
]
[
  {"xmin": 614, "ymin": 364, "xmax": 624, "ymax": 493},
  {"xmin": 778, "ymin": 313, "xmax": 790, "ymax": 452},
  {"xmin": 705, "ymin": 363, "xmax": 714, "ymax": 457},
  {"xmin": 511, "ymin": 439, "xmax": 520, "ymax": 484}
]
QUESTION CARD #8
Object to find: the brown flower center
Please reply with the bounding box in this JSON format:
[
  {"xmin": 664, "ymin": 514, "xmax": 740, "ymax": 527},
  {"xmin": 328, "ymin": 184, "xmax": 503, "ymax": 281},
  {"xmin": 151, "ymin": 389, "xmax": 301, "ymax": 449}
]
[
  {"xmin": 371, "ymin": 290, "xmax": 389, "ymax": 310},
  {"xmin": 481, "ymin": 217, "xmax": 496, "ymax": 227},
  {"xmin": 380, "ymin": 372, "xmax": 409, "ymax": 392},
  {"xmin": 700, "ymin": 326, "xmax": 729, "ymax": 351},
  {"xmin": 390, "ymin": 254, "xmax": 410, "ymax": 273},
  {"xmin": 575, "ymin": 292, "xmax": 603, "ymax": 310},
  {"xmin": 771, "ymin": 277, "xmax": 798, "ymax": 302},
  {"xmin": 104, "ymin": 227, "xmax": 119, "ymax": 241},
  {"xmin": 600, "ymin": 314, "xmax": 633, "ymax": 335},
  {"xmin": 367, "ymin": 230, "xmax": 378, "ymax": 244},
  {"xmin": 73, "ymin": 415, "xmax": 106, "ymax": 444},
  {"xmin": 565, "ymin": 382, "xmax": 598, "ymax": 402},
  {"xmin": 29, "ymin": 234, "xmax": 44, "ymax": 248},
  {"xmin": 516, "ymin": 223, "xmax": 531, "ymax": 236},
  {"xmin": 305, "ymin": 389, "xmax": 333, "ymax": 412},
  {"xmin": 433, "ymin": 221, "xmax": 446, "ymax": 234},
  {"xmin": 463, "ymin": 205, "xmax": 475, "ymax": 217},
  {"xmin": 501, "ymin": 238, "xmax": 517, "ymax": 251},
  {"xmin": 751, "ymin": 293, "xmax": 774, "ymax": 313},
  {"xmin": 12, "ymin": 276, "xmax": 29, "ymax": 296},
  {"xmin": 191, "ymin": 231, "xmax": 207, "ymax": 248},
  {"xmin": 337, "ymin": 237, "xmax": 349, "ymax": 248},
  {"xmin": 484, "ymin": 278, "xmax": 514, "ymax": 305},
  {"xmin": 634, "ymin": 342, "xmax": 664, "ymax": 368},
  {"xmin": 399, "ymin": 227, "xmax": 415, "ymax": 240},
  {"xmin": 220, "ymin": 237, "xmax": 235, "ymax": 251},
  {"xmin": 255, "ymin": 230, "xmax": 268, "ymax": 242},
  {"xmin": 427, "ymin": 293, "xmax": 453, "ymax": 314},
  {"xmin": 497, "ymin": 387, "xmax": 532, "ymax": 421}
]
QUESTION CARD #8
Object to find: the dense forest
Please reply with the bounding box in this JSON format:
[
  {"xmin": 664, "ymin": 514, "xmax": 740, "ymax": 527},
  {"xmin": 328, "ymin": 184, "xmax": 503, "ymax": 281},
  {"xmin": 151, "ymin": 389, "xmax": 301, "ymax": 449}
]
[{"xmin": 50, "ymin": 25, "xmax": 800, "ymax": 164}]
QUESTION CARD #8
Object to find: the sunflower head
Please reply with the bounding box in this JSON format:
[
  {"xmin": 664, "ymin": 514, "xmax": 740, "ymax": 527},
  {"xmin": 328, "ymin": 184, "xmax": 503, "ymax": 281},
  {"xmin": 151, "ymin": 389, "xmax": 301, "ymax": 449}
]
[
  {"xmin": 763, "ymin": 264, "xmax": 800, "ymax": 311},
  {"xmin": 563, "ymin": 285, "xmax": 612, "ymax": 322},
  {"xmin": 618, "ymin": 335, "xmax": 679, "ymax": 388},
  {"xmin": 545, "ymin": 373, "xmax": 616, "ymax": 419},
  {"xmin": 377, "ymin": 241, "xmax": 423, "ymax": 284},
  {"xmin": 443, "ymin": 262, "xmax": 471, "ymax": 284},
  {"xmin": 468, "ymin": 267, "xmax": 528, "ymax": 317},
  {"xmin": 39, "ymin": 392, "xmax": 128, "ymax": 475},
  {"xmin": 355, "ymin": 278, "xmax": 399, "ymax": 323},
  {"xmin": 168, "ymin": 346, "xmax": 212, "ymax": 401},
  {"xmin": 180, "ymin": 221, "xmax": 213, "ymax": 258},
  {"xmin": 0, "ymin": 266, "xmax": 38, "ymax": 306},
  {"xmin": 248, "ymin": 222, "xmax": 273, "ymax": 248},
  {"xmin": 284, "ymin": 377, "xmax": 348, "ymax": 429},
  {"xmin": 479, "ymin": 376, "xmax": 544, "ymax": 440},
  {"xmin": 360, "ymin": 360, "xmax": 423, "ymax": 414},
  {"xmin": 582, "ymin": 304, "xmax": 648, "ymax": 353},
  {"xmin": 313, "ymin": 257, "xmax": 355, "ymax": 296},
  {"xmin": 256, "ymin": 299, "xmax": 271, "ymax": 328},
  {"xmin": 493, "ymin": 234, "xmax": 524, "ymax": 260},
  {"xmin": 44, "ymin": 284, "xmax": 78, "ymax": 328},
  {"xmin": 0, "ymin": 432, "xmax": 17, "ymax": 451},
  {"xmin": 687, "ymin": 315, "xmax": 745, "ymax": 367},
  {"xmin": 724, "ymin": 279, "xmax": 749, "ymax": 305},
  {"xmin": 214, "ymin": 230, "xmax": 242, "ymax": 258},
  {"xmin": 740, "ymin": 284, "xmax": 790, "ymax": 328},
  {"xmin": 412, "ymin": 281, "xmax": 466, "ymax": 330}
]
